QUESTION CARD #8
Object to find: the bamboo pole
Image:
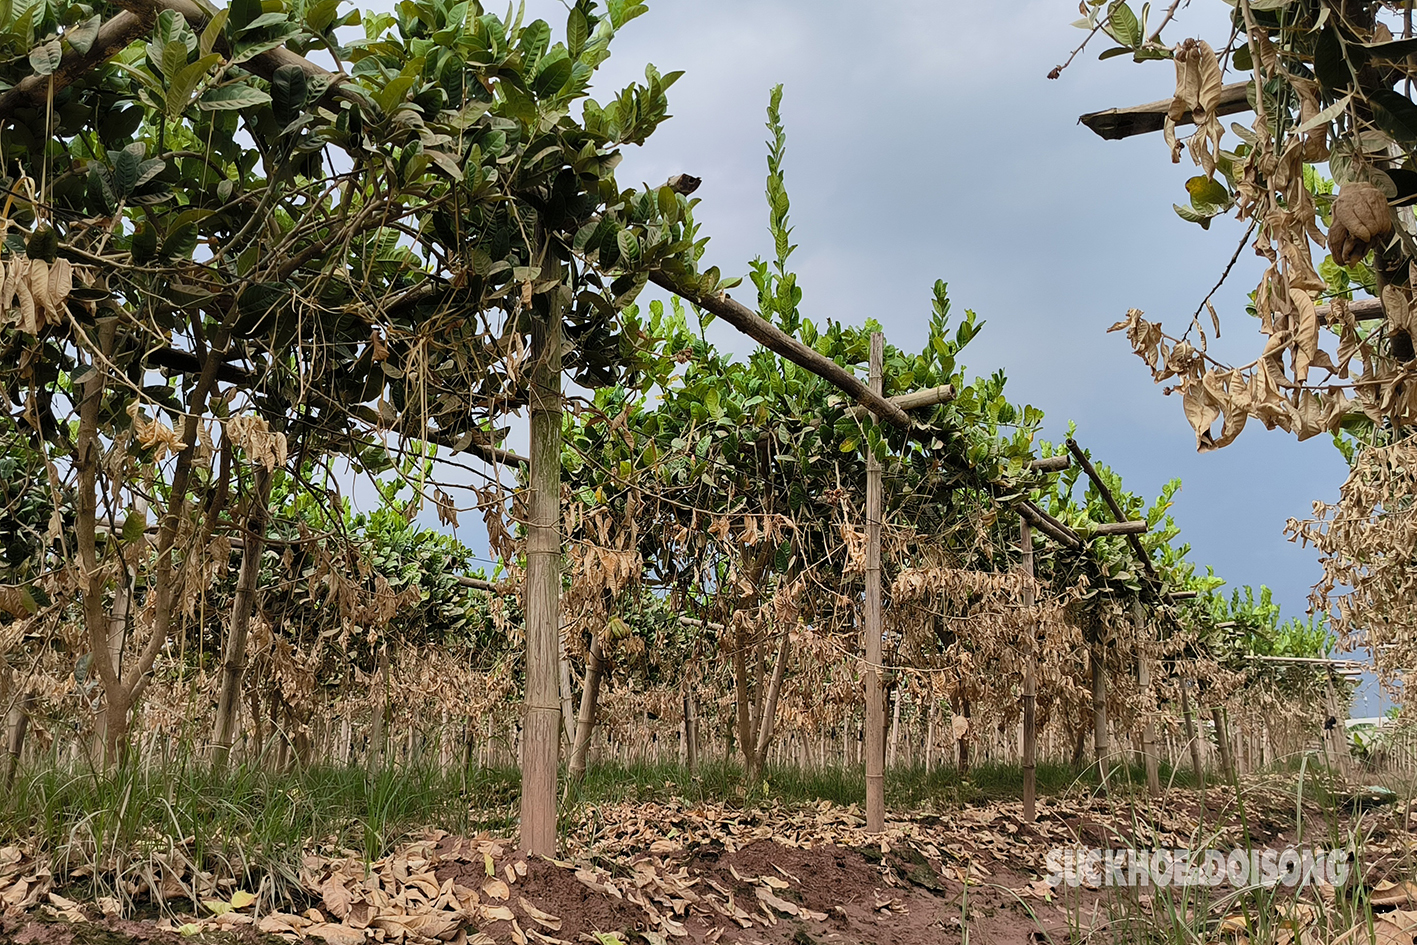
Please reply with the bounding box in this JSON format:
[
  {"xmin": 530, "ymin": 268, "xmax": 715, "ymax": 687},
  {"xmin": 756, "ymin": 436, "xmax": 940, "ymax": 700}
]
[
  {"xmin": 684, "ymin": 685, "xmax": 698, "ymax": 775},
  {"xmin": 652, "ymin": 273, "xmax": 911, "ymax": 428},
  {"xmin": 566, "ymin": 633, "xmax": 605, "ymax": 788},
  {"xmin": 1324, "ymin": 672, "xmax": 1353, "ymax": 778},
  {"xmin": 213, "ymin": 465, "xmax": 272, "ymax": 769},
  {"xmin": 888, "ymin": 686, "xmax": 902, "ymax": 769},
  {"xmin": 1091, "ymin": 641, "xmax": 1109, "ymax": 783},
  {"xmin": 1181, "ymin": 678, "xmax": 1205, "ymax": 788},
  {"xmin": 1020, "ymin": 516, "xmax": 1037, "ymax": 823},
  {"xmin": 864, "ymin": 332, "xmax": 886, "ymax": 833},
  {"xmin": 1211, "ymin": 706, "xmax": 1234, "ymax": 782},
  {"xmin": 1133, "ymin": 599, "xmax": 1161, "ymax": 797},
  {"xmin": 1065, "ymin": 439, "xmax": 1155, "ymax": 580},
  {"xmin": 3, "ymin": 690, "xmax": 33, "ymax": 791},
  {"xmin": 558, "ymin": 644, "xmax": 576, "ymax": 749},
  {"xmin": 521, "ymin": 254, "xmax": 564, "ymax": 856}
]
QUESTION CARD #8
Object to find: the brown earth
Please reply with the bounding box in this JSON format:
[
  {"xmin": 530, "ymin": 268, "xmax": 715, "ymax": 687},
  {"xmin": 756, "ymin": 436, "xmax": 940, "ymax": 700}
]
[{"xmin": 0, "ymin": 788, "xmax": 1411, "ymax": 945}]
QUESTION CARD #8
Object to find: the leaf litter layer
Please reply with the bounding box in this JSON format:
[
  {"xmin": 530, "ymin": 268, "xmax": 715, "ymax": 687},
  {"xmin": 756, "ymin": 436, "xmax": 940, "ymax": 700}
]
[{"xmin": 0, "ymin": 780, "xmax": 1414, "ymax": 945}]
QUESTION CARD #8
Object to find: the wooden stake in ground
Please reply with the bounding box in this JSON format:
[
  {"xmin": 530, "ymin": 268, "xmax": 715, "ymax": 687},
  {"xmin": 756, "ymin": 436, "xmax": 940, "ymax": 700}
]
[
  {"xmin": 1091, "ymin": 639, "xmax": 1109, "ymax": 784},
  {"xmin": 1324, "ymin": 671, "xmax": 1353, "ymax": 779},
  {"xmin": 212, "ymin": 465, "xmax": 272, "ymax": 770},
  {"xmin": 1132, "ymin": 598, "xmax": 1161, "ymax": 797},
  {"xmin": 1020, "ymin": 516, "xmax": 1037, "ymax": 823},
  {"xmin": 864, "ymin": 332, "xmax": 886, "ymax": 834},
  {"xmin": 521, "ymin": 258, "xmax": 564, "ymax": 857},
  {"xmin": 1211, "ymin": 706, "xmax": 1234, "ymax": 782},
  {"xmin": 1180, "ymin": 678, "xmax": 1205, "ymax": 788}
]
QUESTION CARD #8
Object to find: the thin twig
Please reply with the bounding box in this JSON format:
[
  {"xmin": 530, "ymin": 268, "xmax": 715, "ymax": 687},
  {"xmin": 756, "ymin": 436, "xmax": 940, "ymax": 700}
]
[
  {"xmin": 1184, "ymin": 216, "xmax": 1257, "ymax": 339},
  {"xmin": 1049, "ymin": 20, "xmax": 1106, "ymax": 80}
]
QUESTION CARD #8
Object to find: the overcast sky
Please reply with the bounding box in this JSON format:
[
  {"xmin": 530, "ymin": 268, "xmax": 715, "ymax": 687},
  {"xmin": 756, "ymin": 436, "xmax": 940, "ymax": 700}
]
[{"xmin": 392, "ymin": 2, "xmax": 1377, "ymax": 709}]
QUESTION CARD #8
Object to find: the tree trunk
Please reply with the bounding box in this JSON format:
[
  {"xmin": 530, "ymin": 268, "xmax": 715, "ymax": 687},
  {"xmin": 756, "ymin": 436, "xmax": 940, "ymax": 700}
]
[
  {"xmin": 864, "ymin": 332, "xmax": 886, "ymax": 833},
  {"xmin": 749, "ymin": 627, "xmax": 791, "ymax": 782},
  {"xmin": 684, "ymin": 686, "xmax": 698, "ymax": 775},
  {"xmin": 213, "ymin": 465, "xmax": 272, "ymax": 769},
  {"xmin": 558, "ymin": 644, "xmax": 576, "ymax": 749},
  {"xmin": 956, "ymin": 695, "xmax": 971, "ymax": 775},
  {"xmin": 368, "ymin": 646, "xmax": 389, "ymax": 774},
  {"xmin": 1091, "ymin": 641, "xmax": 1109, "ymax": 782},
  {"xmin": 1180, "ymin": 678, "xmax": 1204, "ymax": 787},
  {"xmin": 1211, "ymin": 706, "xmax": 1234, "ymax": 782},
  {"xmin": 4, "ymin": 690, "xmax": 34, "ymax": 791},
  {"xmin": 887, "ymin": 686, "xmax": 902, "ymax": 769},
  {"xmin": 1020, "ymin": 517, "xmax": 1037, "ymax": 822},
  {"xmin": 567, "ymin": 633, "xmax": 606, "ymax": 788},
  {"xmin": 925, "ymin": 700, "xmax": 936, "ymax": 775},
  {"xmin": 1132, "ymin": 598, "xmax": 1161, "ymax": 797},
  {"xmin": 521, "ymin": 255, "xmax": 565, "ymax": 857}
]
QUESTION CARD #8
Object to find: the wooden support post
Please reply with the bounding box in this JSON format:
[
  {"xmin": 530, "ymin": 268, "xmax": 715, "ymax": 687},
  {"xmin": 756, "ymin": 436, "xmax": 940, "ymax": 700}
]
[
  {"xmin": 1181, "ymin": 678, "xmax": 1205, "ymax": 788},
  {"xmin": 1020, "ymin": 516, "xmax": 1037, "ymax": 823},
  {"xmin": 684, "ymin": 685, "xmax": 698, "ymax": 775},
  {"xmin": 1091, "ymin": 641, "xmax": 1109, "ymax": 783},
  {"xmin": 888, "ymin": 686, "xmax": 902, "ymax": 769},
  {"xmin": 1324, "ymin": 672, "xmax": 1353, "ymax": 779},
  {"xmin": 1211, "ymin": 706, "xmax": 1234, "ymax": 782},
  {"xmin": 864, "ymin": 332, "xmax": 886, "ymax": 834},
  {"xmin": 3, "ymin": 690, "xmax": 33, "ymax": 791},
  {"xmin": 521, "ymin": 254, "xmax": 564, "ymax": 857},
  {"xmin": 1133, "ymin": 599, "xmax": 1161, "ymax": 798},
  {"xmin": 213, "ymin": 465, "xmax": 272, "ymax": 770},
  {"xmin": 558, "ymin": 644, "xmax": 576, "ymax": 749}
]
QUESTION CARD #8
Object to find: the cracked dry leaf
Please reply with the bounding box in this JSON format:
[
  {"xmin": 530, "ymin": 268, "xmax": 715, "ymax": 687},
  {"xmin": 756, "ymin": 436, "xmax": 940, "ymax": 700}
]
[
  {"xmin": 518, "ymin": 896, "xmax": 562, "ymax": 930},
  {"xmin": 754, "ymin": 886, "xmax": 798, "ymax": 916},
  {"xmin": 306, "ymin": 922, "xmax": 365, "ymax": 945},
  {"xmin": 482, "ymin": 876, "xmax": 509, "ymax": 900},
  {"xmin": 482, "ymin": 903, "xmax": 515, "ymax": 921},
  {"xmin": 321, "ymin": 876, "xmax": 353, "ymax": 919}
]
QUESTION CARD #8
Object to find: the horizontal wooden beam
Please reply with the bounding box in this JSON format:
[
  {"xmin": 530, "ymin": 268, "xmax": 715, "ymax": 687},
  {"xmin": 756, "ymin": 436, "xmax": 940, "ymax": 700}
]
[
  {"xmin": 1029, "ymin": 455, "xmax": 1071, "ymax": 473},
  {"xmin": 1318, "ymin": 297, "xmax": 1384, "ymax": 324},
  {"xmin": 1019, "ymin": 500, "xmax": 1082, "ymax": 550},
  {"xmin": 844, "ymin": 383, "xmax": 954, "ymax": 420},
  {"xmin": 1079, "ymin": 81, "xmax": 1250, "ymax": 140},
  {"xmin": 651, "ymin": 271, "xmax": 913, "ymax": 429},
  {"xmin": 1092, "ymin": 520, "xmax": 1148, "ymax": 536}
]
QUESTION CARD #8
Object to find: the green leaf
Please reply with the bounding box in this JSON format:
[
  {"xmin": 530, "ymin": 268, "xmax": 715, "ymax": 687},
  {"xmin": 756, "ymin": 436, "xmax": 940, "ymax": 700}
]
[
  {"xmin": 606, "ymin": 0, "xmax": 648, "ymax": 28},
  {"xmin": 66, "ymin": 15, "xmax": 101, "ymax": 54},
  {"xmin": 197, "ymin": 83, "xmax": 272, "ymax": 110},
  {"xmin": 1097, "ymin": 46, "xmax": 1133, "ymax": 60},
  {"xmin": 1314, "ymin": 26, "xmax": 1349, "ymax": 92},
  {"xmin": 567, "ymin": 7, "xmax": 588, "ymax": 57},
  {"xmin": 200, "ymin": 8, "xmax": 228, "ymax": 57},
  {"xmin": 657, "ymin": 185, "xmax": 679, "ymax": 224},
  {"xmin": 121, "ymin": 509, "xmax": 146, "ymax": 544},
  {"xmin": 229, "ymin": 0, "xmax": 261, "ymax": 32},
  {"xmin": 374, "ymin": 74, "xmax": 415, "ymax": 114},
  {"xmin": 1107, "ymin": 2, "xmax": 1141, "ymax": 48},
  {"xmin": 161, "ymin": 39, "xmax": 189, "ymax": 84},
  {"xmin": 616, "ymin": 228, "xmax": 640, "ymax": 263},
  {"xmin": 168, "ymin": 52, "xmax": 223, "ymax": 118},
  {"xmin": 113, "ymin": 147, "xmax": 141, "ymax": 197},
  {"xmin": 271, "ymin": 64, "xmax": 309, "ymax": 124},
  {"xmin": 1186, "ymin": 175, "xmax": 1230, "ymax": 208},
  {"xmin": 240, "ymin": 11, "xmax": 289, "ymax": 32},
  {"xmin": 1173, "ymin": 203, "xmax": 1213, "ymax": 229},
  {"xmin": 1370, "ymin": 89, "xmax": 1417, "ymax": 145},
  {"xmin": 28, "ymin": 38, "xmax": 61, "ymax": 75}
]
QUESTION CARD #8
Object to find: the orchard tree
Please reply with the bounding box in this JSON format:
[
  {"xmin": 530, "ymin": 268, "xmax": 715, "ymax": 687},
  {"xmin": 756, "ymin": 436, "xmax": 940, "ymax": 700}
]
[{"xmin": 0, "ymin": 0, "xmax": 711, "ymax": 855}]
